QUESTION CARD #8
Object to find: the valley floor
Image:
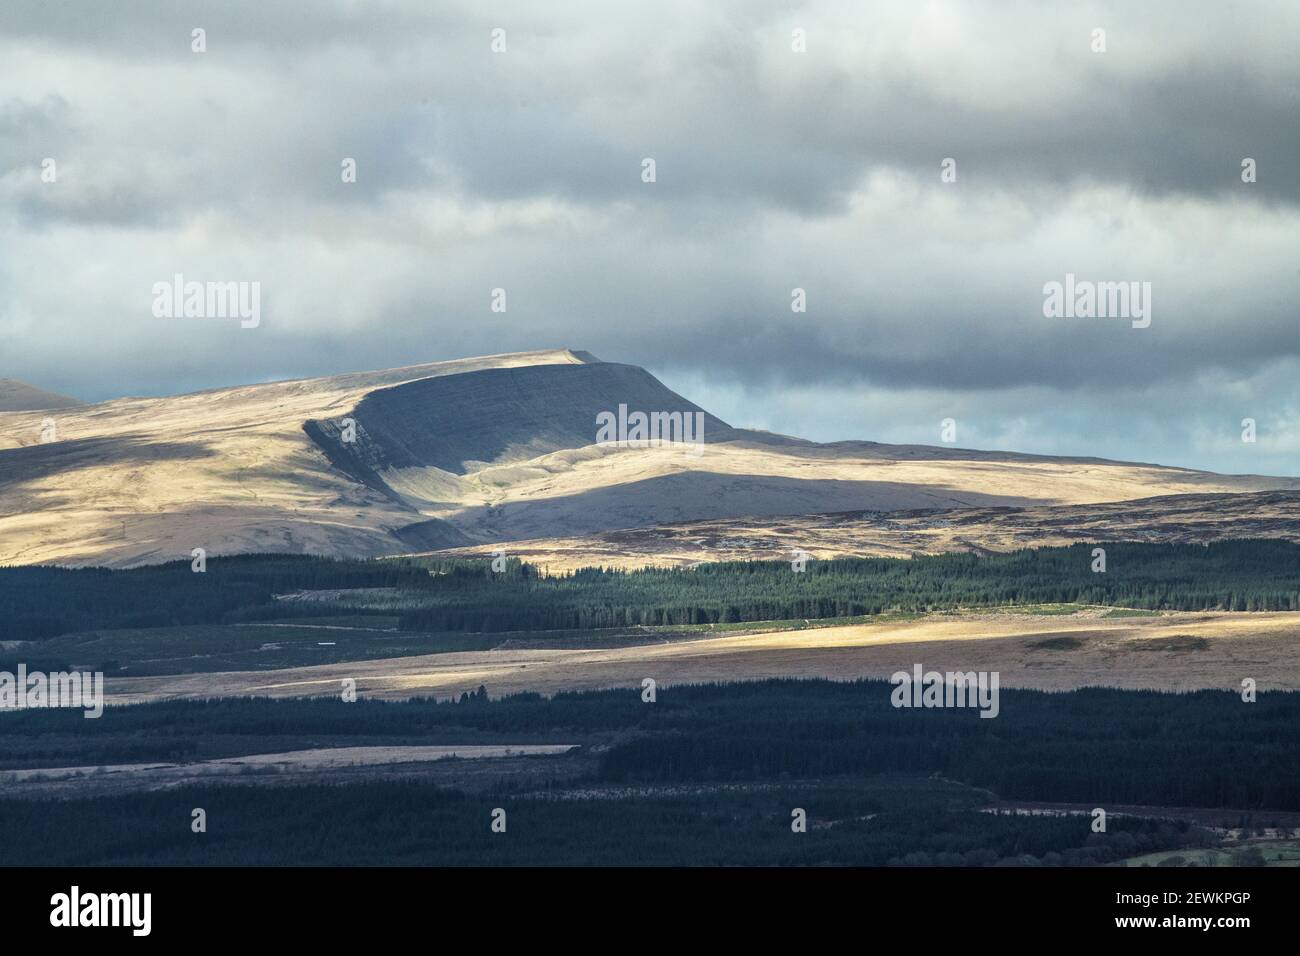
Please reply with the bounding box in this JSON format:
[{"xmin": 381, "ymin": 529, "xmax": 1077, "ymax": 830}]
[{"xmin": 99, "ymin": 607, "xmax": 1300, "ymax": 705}]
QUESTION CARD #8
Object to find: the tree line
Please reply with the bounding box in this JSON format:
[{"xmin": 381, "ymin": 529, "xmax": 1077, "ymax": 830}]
[{"xmin": 5, "ymin": 539, "xmax": 1300, "ymax": 641}]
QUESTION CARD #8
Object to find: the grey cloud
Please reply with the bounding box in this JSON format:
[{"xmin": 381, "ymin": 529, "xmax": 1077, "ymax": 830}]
[
  {"xmin": 5, "ymin": 1, "xmax": 1297, "ymax": 221},
  {"xmin": 1, "ymin": 0, "xmax": 1298, "ymax": 475}
]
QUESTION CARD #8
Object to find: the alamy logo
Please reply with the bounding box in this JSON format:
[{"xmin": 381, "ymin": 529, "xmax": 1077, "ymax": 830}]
[
  {"xmin": 50, "ymin": 886, "xmax": 151, "ymax": 936},
  {"xmin": 1042, "ymin": 273, "xmax": 1151, "ymax": 328},
  {"xmin": 151, "ymin": 273, "xmax": 261, "ymax": 328},
  {"xmin": 0, "ymin": 665, "xmax": 104, "ymax": 718},
  {"xmin": 596, "ymin": 404, "xmax": 705, "ymax": 456},
  {"xmin": 890, "ymin": 664, "xmax": 1000, "ymax": 718}
]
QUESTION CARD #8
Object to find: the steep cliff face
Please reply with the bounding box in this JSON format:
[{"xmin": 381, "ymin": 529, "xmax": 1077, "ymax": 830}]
[{"xmin": 304, "ymin": 361, "xmax": 740, "ymax": 483}]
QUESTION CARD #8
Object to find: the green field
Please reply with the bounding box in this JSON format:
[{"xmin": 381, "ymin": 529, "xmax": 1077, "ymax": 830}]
[
  {"xmin": 0, "ymin": 620, "xmax": 502, "ymax": 676},
  {"xmin": 1, "ymin": 610, "xmax": 942, "ymax": 677}
]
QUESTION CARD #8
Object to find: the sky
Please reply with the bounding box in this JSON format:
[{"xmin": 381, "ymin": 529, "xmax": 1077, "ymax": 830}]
[{"xmin": 1, "ymin": 0, "xmax": 1297, "ymax": 474}]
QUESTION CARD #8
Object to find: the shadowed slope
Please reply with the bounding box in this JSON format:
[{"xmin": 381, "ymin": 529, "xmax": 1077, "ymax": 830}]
[
  {"xmin": 0, "ymin": 379, "xmax": 82, "ymax": 411},
  {"xmin": 305, "ymin": 362, "xmax": 741, "ymax": 480}
]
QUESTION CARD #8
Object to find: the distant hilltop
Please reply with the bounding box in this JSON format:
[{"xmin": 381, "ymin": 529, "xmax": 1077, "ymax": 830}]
[{"xmin": 0, "ymin": 378, "xmax": 82, "ymax": 411}]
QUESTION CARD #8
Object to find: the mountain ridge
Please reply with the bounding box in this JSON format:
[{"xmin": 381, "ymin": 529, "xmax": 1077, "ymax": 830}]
[{"xmin": 2, "ymin": 349, "xmax": 1296, "ymax": 568}]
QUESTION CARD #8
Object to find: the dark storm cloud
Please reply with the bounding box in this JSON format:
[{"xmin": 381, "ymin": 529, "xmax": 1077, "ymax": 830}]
[{"xmin": 4, "ymin": 1, "xmax": 1296, "ymax": 218}]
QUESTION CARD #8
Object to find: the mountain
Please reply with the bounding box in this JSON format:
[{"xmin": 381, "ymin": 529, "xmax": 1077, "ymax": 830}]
[
  {"xmin": 1, "ymin": 349, "xmax": 1296, "ymax": 568},
  {"xmin": 303, "ymin": 360, "xmax": 745, "ymax": 481},
  {"xmin": 0, "ymin": 379, "xmax": 82, "ymax": 411}
]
